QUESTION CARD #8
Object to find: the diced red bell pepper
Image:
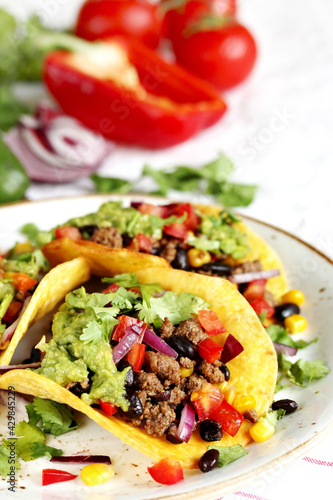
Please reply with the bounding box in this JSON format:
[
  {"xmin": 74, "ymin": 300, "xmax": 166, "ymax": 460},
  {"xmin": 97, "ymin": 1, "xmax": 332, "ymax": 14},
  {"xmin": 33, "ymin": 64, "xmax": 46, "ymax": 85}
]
[
  {"xmin": 190, "ymin": 382, "xmax": 224, "ymax": 421},
  {"xmin": 243, "ymin": 279, "xmax": 267, "ymax": 302},
  {"xmin": 250, "ymin": 297, "xmax": 275, "ymax": 319},
  {"xmin": 3, "ymin": 300, "xmax": 22, "ymax": 324},
  {"xmin": 99, "ymin": 400, "xmax": 118, "ymax": 417},
  {"xmin": 112, "ymin": 315, "xmax": 146, "ymax": 342},
  {"xmin": 43, "ymin": 37, "xmax": 226, "ymax": 149},
  {"xmin": 42, "ymin": 469, "xmax": 78, "ymax": 486},
  {"xmin": 102, "ymin": 283, "xmax": 120, "ymax": 294},
  {"xmin": 137, "ymin": 203, "xmax": 170, "ymax": 218},
  {"xmin": 170, "ymin": 203, "xmax": 200, "ymax": 231},
  {"xmin": 126, "ymin": 342, "xmax": 146, "ymax": 371},
  {"xmin": 54, "ymin": 226, "xmax": 82, "ymax": 241},
  {"xmin": 198, "ymin": 337, "xmax": 223, "ymax": 363},
  {"xmin": 147, "ymin": 458, "xmax": 184, "ymax": 485},
  {"xmin": 133, "ymin": 233, "xmax": 153, "ymax": 253},
  {"xmin": 198, "ymin": 309, "xmax": 227, "ymax": 335},
  {"xmin": 210, "ymin": 399, "xmax": 243, "ymax": 437},
  {"xmin": 10, "ymin": 272, "xmax": 38, "ymax": 293}
]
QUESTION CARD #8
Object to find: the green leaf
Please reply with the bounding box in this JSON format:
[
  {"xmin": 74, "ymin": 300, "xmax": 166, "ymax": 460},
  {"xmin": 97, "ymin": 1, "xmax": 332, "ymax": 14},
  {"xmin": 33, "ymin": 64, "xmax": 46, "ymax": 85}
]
[
  {"xmin": 14, "ymin": 421, "xmax": 46, "ymax": 461},
  {"xmin": 20, "ymin": 223, "xmax": 53, "ymax": 246},
  {"xmin": 199, "ymin": 154, "xmax": 235, "ymax": 183},
  {"xmin": 0, "ymin": 85, "xmax": 29, "ymax": 131},
  {"xmin": 149, "ymin": 291, "xmax": 210, "ymax": 325},
  {"xmin": 80, "ymin": 313, "xmax": 118, "ymax": 345},
  {"xmin": 208, "ymin": 444, "xmax": 248, "ymax": 467},
  {"xmin": 0, "ymin": 445, "xmax": 20, "ymax": 476},
  {"xmin": 27, "ymin": 398, "xmax": 80, "ymax": 436},
  {"xmin": 264, "ymin": 409, "xmax": 285, "ymax": 427},
  {"xmin": 30, "ymin": 442, "xmax": 63, "ymax": 460},
  {"xmin": 111, "ymin": 287, "xmax": 140, "ymax": 310},
  {"xmin": 215, "ymin": 182, "xmax": 258, "ymax": 208},
  {"xmin": 66, "ymin": 287, "xmax": 115, "ymax": 310},
  {"xmin": 267, "ymin": 324, "xmax": 316, "ymax": 349},
  {"xmin": 103, "ymin": 273, "xmax": 162, "ymax": 297},
  {"xmin": 90, "ymin": 174, "xmax": 133, "ymax": 194},
  {"xmin": 0, "ymin": 138, "xmax": 30, "ymax": 204},
  {"xmin": 289, "ymin": 358, "xmax": 329, "ymax": 387}
]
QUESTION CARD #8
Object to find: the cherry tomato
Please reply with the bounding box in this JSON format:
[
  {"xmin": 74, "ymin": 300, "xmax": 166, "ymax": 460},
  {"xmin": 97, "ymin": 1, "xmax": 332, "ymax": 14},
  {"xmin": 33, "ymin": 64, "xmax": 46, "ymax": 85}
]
[
  {"xmin": 3, "ymin": 300, "xmax": 22, "ymax": 324},
  {"xmin": 147, "ymin": 457, "xmax": 184, "ymax": 485},
  {"xmin": 198, "ymin": 309, "xmax": 226, "ymax": 335},
  {"xmin": 163, "ymin": 222, "xmax": 188, "ymax": 239},
  {"xmin": 171, "ymin": 203, "xmax": 200, "ymax": 231},
  {"xmin": 172, "ymin": 21, "xmax": 257, "ymax": 90},
  {"xmin": 132, "ymin": 233, "xmax": 153, "ymax": 253},
  {"xmin": 54, "ymin": 226, "xmax": 82, "ymax": 241},
  {"xmin": 102, "ymin": 283, "xmax": 120, "ymax": 293},
  {"xmin": 75, "ymin": 0, "xmax": 163, "ymax": 49}
]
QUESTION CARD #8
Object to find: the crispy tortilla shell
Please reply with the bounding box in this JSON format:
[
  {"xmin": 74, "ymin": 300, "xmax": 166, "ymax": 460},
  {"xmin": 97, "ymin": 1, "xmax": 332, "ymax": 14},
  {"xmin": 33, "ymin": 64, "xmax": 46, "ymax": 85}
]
[
  {"xmin": 0, "ymin": 269, "xmax": 277, "ymax": 468},
  {"xmin": 0, "ymin": 258, "xmax": 90, "ymax": 366}
]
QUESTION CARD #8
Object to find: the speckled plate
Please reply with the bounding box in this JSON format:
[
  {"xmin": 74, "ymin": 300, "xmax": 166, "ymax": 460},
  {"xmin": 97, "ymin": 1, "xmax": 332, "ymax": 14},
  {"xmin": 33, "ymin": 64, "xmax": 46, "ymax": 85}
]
[{"xmin": 0, "ymin": 194, "xmax": 332, "ymax": 500}]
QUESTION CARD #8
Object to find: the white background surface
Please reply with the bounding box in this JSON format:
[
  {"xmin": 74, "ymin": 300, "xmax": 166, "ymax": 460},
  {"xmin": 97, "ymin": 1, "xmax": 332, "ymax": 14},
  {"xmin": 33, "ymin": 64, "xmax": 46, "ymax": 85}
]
[{"xmin": 0, "ymin": 0, "xmax": 333, "ymax": 498}]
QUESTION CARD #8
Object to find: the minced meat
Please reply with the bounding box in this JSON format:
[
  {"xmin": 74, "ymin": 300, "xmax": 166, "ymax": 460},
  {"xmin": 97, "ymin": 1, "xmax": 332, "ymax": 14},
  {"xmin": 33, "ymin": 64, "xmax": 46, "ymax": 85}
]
[
  {"xmin": 160, "ymin": 317, "xmax": 175, "ymax": 340},
  {"xmin": 197, "ymin": 359, "xmax": 225, "ymax": 384},
  {"xmin": 232, "ymin": 259, "xmax": 262, "ymax": 274},
  {"xmin": 144, "ymin": 351, "xmax": 180, "ymax": 386},
  {"xmin": 174, "ymin": 318, "xmax": 207, "ymax": 345},
  {"xmin": 142, "ymin": 401, "xmax": 176, "ymax": 437},
  {"xmin": 159, "ymin": 239, "xmax": 178, "ymax": 263},
  {"xmin": 135, "ymin": 372, "xmax": 164, "ymax": 396},
  {"xmin": 169, "ymin": 387, "xmax": 186, "ymax": 406},
  {"xmin": 91, "ymin": 227, "xmax": 123, "ymax": 248},
  {"xmin": 180, "ymin": 373, "xmax": 206, "ymax": 395},
  {"xmin": 179, "ymin": 357, "xmax": 196, "ymax": 369},
  {"xmin": 243, "ymin": 408, "xmax": 259, "ymax": 423}
]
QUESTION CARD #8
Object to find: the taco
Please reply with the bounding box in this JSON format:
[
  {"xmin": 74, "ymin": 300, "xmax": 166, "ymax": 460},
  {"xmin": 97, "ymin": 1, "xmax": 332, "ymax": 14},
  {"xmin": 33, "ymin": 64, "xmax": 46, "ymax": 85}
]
[
  {"xmin": 0, "ymin": 248, "xmax": 90, "ymax": 366},
  {"xmin": 41, "ymin": 200, "xmax": 288, "ymax": 311},
  {"xmin": 0, "ymin": 269, "xmax": 277, "ymax": 468}
]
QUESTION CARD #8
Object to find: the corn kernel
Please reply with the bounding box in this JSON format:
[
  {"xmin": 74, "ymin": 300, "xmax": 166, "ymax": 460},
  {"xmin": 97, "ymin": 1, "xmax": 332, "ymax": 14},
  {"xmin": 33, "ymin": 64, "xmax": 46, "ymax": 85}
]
[
  {"xmin": 249, "ymin": 418, "xmax": 275, "ymax": 443},
  {"xmin": 80, "ymin": 464, "xmax": 114, "ymax": 486},
  {"xmin": 187, "ymin": 248, "xmax": 211, "ymax": 268},
  {"xmin": 282, "ymin": 289, "xmax": 305, "ymax": 306},
  {"xmin": 233, "ymin": 395, "xmax": 256, "ymax": 414},
  {"xmin": 180, "ymin": 366, "xmax": 194, "ymax": 377},
  {"xmin": 13, "ymin": 242, "xmax": 34, "ymax": 255},
  {"xmin": 222, "ymin": 387, "xmax": 235, "ymax": 405},
  {"xmin": 284, "ymin": 314, "xmax": 307, "ymax": 333}
]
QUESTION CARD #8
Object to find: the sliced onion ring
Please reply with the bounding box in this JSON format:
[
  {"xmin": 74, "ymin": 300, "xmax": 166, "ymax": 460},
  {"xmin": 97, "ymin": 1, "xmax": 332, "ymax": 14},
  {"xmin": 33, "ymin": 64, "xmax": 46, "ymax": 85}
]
[
  {"xmin": 229, "ymin": 269, "xmax": 280, "ymax": 285},
  {"xmin": 112, "ymin": 326, "xmax": 141, "ymax": 364},
  {"xmin": 176, "ymin": 404, "xmax": 196, "ymax": 443},
  {"xmin": 273, "ymin": 342, "xmax": 297, "ymax": 356},
  {"xmin": 143, "ymin": 328, "xmax": 178, "ymax": 359}
]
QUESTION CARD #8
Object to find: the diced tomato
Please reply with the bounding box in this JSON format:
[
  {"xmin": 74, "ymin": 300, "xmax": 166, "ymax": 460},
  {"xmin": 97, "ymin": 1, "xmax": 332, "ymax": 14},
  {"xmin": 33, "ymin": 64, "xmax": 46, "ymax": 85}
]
[
  {"xmin": 102, "ymin": 283, "xmax": 120, "ymax": 294},
  {"xmin": 198, "ymin": 337, "xmax": 223, "ymax": 363},
  {"xmin": 250, "ymin": 297, "xmax": 275, "ymax": 319},
  {"xmin": 163, "ymin": 222, "xmax": 188, "ymax": 239},
  {"xmin": 112, "ymin": 315, "xmax": 146, "ymax": 342},
  {"xmin": 126, "ymin": 343, "xmax": 146, "ymax": 371},
  {"xmin": 134, "ymin": 233, "xmax": 153, "ymax": 253},
  {"xmin": 198, "ymin": 309, "xmax": 226, "ymax": 335},
  {"xmin": 99, "ymin": 400, "xmax": 118, "ymax": 417},
  {"xmin": 210, "ymin": 399, "xmax": 243, "ymax": 437},
  {"xmin": 147, "ymin": 457, "xmax": 184, "ymax": 485},
  {"xmin": 54, "ymin": 226, "xmax": 82, "ymax": 241},
  {"xmin": 137, "ymin": 203, "xmax": 170, "ymax": 218},
  {"xmin": 171, "ymin": 203, "xmax": 200, "ymax": 231},
  {"xmin": 190, "ymin": 382, "xmax": 224, "ymax": 421},
  {"xmin": 10, "ymin": 273, "xmax": 38, "ymax": 293},
  {"xmin": 243, "ymin": 279, "xmax": 267, "ymax": 303},
  {"xmin": 42, "ymin": 469, "xmax": 78, "ymax": 486},
  {"xmin": 3, "ymin": 301, "xmax": 22, "ymax": 323}
]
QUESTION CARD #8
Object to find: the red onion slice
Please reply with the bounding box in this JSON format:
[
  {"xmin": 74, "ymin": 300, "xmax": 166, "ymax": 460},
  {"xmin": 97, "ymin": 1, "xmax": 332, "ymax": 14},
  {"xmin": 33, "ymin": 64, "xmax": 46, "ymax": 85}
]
[
  {"xmin": 176, "ymin": 404, "xmax": 195, "ymax": 443},
  {"xmin": 112, "ymin": 326, "xmax": 141, "ymax": 364},
  {"xmin": 143, "ymin": 328, "xmax": 178, "ymax": 359},
  {"xmin": 51, "ymin": 454, "xmax": 111, "ymax": 464},
  {"xmin": 229, "ymin": 269, "xmax": 280, "ymax": 285},
  {"xmin": 273, "ymin": 342, "xmax": 298, "ymax": 356},
  {"xmin": 220, "ymin": 334, "xmax": 244, "ymax": 364},
  {"xmin": 0, "ymin": 362, "xmax": 41, "ymax": 374},
  {"xmin": 0, "ymin": 296, "xmax": 31, "ymax": 348}
]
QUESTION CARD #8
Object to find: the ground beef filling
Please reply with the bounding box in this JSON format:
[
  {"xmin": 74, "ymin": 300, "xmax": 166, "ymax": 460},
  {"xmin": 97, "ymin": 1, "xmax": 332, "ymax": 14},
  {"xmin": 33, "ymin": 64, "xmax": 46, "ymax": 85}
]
[
  {"xmin": 121, "ymin": 318, "xmax": 228, "ymax": 438},
  {"xmin": 91, "ymin": 227, "xmax": 123, "ymax": 248}
]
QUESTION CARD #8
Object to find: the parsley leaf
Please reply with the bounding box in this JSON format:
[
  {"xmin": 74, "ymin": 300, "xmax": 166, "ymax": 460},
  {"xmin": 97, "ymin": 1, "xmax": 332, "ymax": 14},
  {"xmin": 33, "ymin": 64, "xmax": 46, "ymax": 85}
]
[
  {"xmin": 90, "ymin": 174, "xmax": 134, "ymax": 194},
  {"xmin": 267, "ymin": 324, "xmax": 316, "ymax": 349},
  {"xmin": 14, "ymin": 421, "xmax": 46, "ymax": 461},
  {"xmin": 0, "ymin": 445, "xmax": 20, "ymax": 476},
  {"xmin": 30, "ymin": 443, "xmax": 63, "ymax": 460},
  {"xmin": 66, "ymin": 287, "xmax": 115, "ymax": 310},
  {"xmin": 149, "ymin": 291, "xmax": 210, "ymax": 325},
  {"xmin": 26, "ymin": 398, "xmax": 80, "ymax": 436},
  {"xmin": 277, "ymin": 353, "xmax": 329, "ymax": 388},
  {"xmin": 80, "ymin": 312, "xmax": 118, "ymax": 345},
  {"xmin": 103, "ymin": 273, "xmax": 162, "ymax": 297},
  {"xmin": 208, "ymin": 444, "xmax": 248, "ymax": 467}
]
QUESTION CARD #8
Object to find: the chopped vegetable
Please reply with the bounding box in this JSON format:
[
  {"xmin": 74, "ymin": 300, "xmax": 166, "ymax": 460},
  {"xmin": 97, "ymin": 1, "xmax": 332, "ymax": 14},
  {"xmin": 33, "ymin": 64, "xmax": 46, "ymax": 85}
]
[
  {"xmin": 42, "ymin": 468, "xmax": 78, "ymax": 486},
  {"xmin": 80, "ymin": 463, "xmax": 115, "ymax": 485},
  {"xmin": 126, "ymin": 342, "xmax": 146, "ymax": 371},
  {"xmin": 191, "ymin": 383, "xmax": 223, "ymax": 421},
  {"xmin": 0, "ymin": 138, "xmax": 30, "ymax": 204},
  {"xmin": 198, "ymin": 337, "xmax": 223, "ymax": 363},
  {"xmin": 51, "ymin": 454, "xmax": 111, "ymax": 464},
  {"xmin": 0, "ymin": 85, "xmax": 29, "ymax": 132},
  {"xmin": 230, "ymin": 269, "xmax": 280, "ymax": 285},
  {"xmin": 281, "ymin": 289, "xmax": 305, "ymax": 306},
  {"xmin": 143, "ymin": 328, "xmax": 178, "ymax": 359},
  {"xmin": 99, "ymin": 400, "xmax": 118, "ymax": 417},
  {"xmin": 284, "ymin": 314, "xmax": 307, "ymax": 333},
  {"xmin": 220, "ymin": 334, "xmax": 244, "ymax": 364},
  {"xmin": 208, "ymin": 444, "xmax": 248, "ymax": 467},
  {"xmin": 176, "ymin": 404, "xmax": 196, "ymax": 443},
  {"xmin": 198, "ymin": 309, "xmax": 226, "ymax": 335},
  {"xmin": 210, "ymin": 400, "xmax": 243, "ymax": 437},
  {"xmin": 112, "ymin": 326, "xmax": 141, "ymax": 364},
  {"xmin": 147, "ymin": 458, "xmax": 184, "ymax": 485},
  {"xmin": 233, "ymin": 395, "xmax": 256, "ymax": 414}
]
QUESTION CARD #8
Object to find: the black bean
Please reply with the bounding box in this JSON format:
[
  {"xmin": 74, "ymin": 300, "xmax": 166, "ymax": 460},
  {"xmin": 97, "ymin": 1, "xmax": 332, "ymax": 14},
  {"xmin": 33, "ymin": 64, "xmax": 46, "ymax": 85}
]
[
  {"xmin": 199, "ymin": 419, "xmax": 222, "ymax": 442},
  {"xmin": 272, "ymin": 399, "xmax": 298, "ymax": 414},
  {"xmin": 120, "ymin": 391, "xmax": 143, "ymax": 419},
  {"xmin": 171, "ymin": 248, "xmax": 190, "ymax": 271},
  {"xmin": 219, "ymin": 363, "xmax": 230, "ymax": 381},
  {"xmin": 167, "ymin": 335, "xmax": 197, "ymax": 360},
  {"xmin": 78, "ymin": 224, "xmax": 98, "ymax": 237},
  {"xmin": 152, "ymin": 390, "xmax": 171, "ymax": 402},
  {"xmin": 117, "ymin": 360, "xmax": 134, "ymax": 388},
  {"xmin": 198, "ymin": 449, "xmax": 220, "ymax": 473},
  {"xmin": 22, "ymin": 347, "xmax": 41, "ymax": 364},
  {"xmin": 200, "ymin": 262, "xmax": 233, "ymax": 276},
  {"xmin": 68, "ymin": 383, "xmax": 90, "ymax": 398},
  {"xmin": 274, "ymin": 303, "xmax": 300, "ymax": 322}
]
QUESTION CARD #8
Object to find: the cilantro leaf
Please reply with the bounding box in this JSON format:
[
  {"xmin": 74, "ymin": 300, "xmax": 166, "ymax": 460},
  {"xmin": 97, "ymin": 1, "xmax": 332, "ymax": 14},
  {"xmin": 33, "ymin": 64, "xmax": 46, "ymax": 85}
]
[
  {"xmin": 30, "ymin": 442, "xmax": 63, "ymax": 460},
  {"xmin": 26, "ymin": 398, "xmax": 80, "ymax": 436},
  {"xmin": 80, "ymin": 313, "xmax": 118, "ymax": 345},
  {"xmin": 264, "ymin": 409, "xmax": 285, "ymax": 427},
  {"xmin": 14, "ymin": 421, "xmax": 46, "ymax": 461},
  {"xmin": 0, "ymin": 445, "xmax": 20, "ymax": 476},
  {"xmin": 0, "ymin": 85, "xmax": 29, "ymax": 131},
  {"xmin": 111, "ymin": 287, "xmax": 140, "ymax": 310},
  {"xmin": 103, "ymin": 274, "xmax": 162, "ymax": 297},
  {"xmin": 267, "ymin": 324, "xmax": 316, "ymax": 349},
  {"xmin": 277, "ymin": 353, "xmax": 329, "ymax": 388},
  {"xmin": 90, "ymin": 174, "xmax": 134, "ymax": 194},
  {"xmin": 149, "ymin": 291, "xmax": 211, "ymax": 325},
  {"xmin": 208, "ymin": 444, "xmax": 248, "ymax": 467},
  {"xmin": 216, "ymin": 182, "xmax": 258, "ymax": 208},
  {"xmin": 66, "ymin": 287, "xmax": 115, "ymax": 310}
]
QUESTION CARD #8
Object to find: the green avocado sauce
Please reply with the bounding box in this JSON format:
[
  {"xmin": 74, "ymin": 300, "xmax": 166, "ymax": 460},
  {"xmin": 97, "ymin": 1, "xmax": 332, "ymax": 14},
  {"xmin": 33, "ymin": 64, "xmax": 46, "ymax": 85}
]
[{"xmin": 37, "ymin": 303, "xmax": 130, "ymax": 411}]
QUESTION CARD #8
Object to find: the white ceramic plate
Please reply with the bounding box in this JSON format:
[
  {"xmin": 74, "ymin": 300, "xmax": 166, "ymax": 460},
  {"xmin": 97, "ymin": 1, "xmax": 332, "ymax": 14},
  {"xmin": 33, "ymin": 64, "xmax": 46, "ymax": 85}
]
[{"xmin": 0, "ymin": 194, "xmax": 332, "ymax": 500}]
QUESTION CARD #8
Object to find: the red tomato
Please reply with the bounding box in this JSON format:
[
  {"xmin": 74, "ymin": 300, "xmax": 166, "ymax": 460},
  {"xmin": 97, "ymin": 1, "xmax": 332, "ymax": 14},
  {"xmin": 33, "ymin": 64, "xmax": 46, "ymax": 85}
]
[
  {"xmin": 147, "ymin": 457, "xmax": 184, "ymax": 485},
  {"xmin": 210, "ymin": 399, "xmax": 243, "ymax": 436},
  {"xmin": 112, "ymin": 315, "xmax": 146, "ymax": 342},
  {"xmin": 134, "ymin": 233, "xmax": 153, "ymax": 253},
  {"xmin": 10, "ymin": 272, "xmax": 38, "ymax": 293},
  {"xmin": 190, "ymin": 382, "xmax": 224, "ymax": 421},
  {"xmin": 99, "ymin": 399, "xmax": 118, "ymax": 417},
  {"xmin": 172, "ymin": 22, "xmax": 257, "ymax": 90},
  {"xmin": 171, "ymin": 203, "xmax": 200, "ymax": 231},
  {"xmin": 198, "ymin": 337, "xmax": 223, "ymax": 363},
  {"xmin": 102, "ymin": 283, "xmax": 120, "ymax": 293},
  {"xmin": 42, "ymin": 469, "xmax": 78, "ymax": 486},
  {"xmin": 163, "ymin": 0, "xmax": 237, "ymax": 40},
  {"xmin": 163, "ymin": 222, "xmax": 188, "ymax": 239},
  {"xmin": 3, "ymin": 300, "xmax": 22, "ymax": 324},
  {"xmin": 243, "ymin": 279, "xmax": 267, "ymax": 303},
  {"xmin": 198, "ymin": 309, "xmax": 226, "ymax": 335},
  {"xmin": 54, "ymin": 226, "xmax": 82, "ymax": 241},
  {"xmin": 250, "ymin": 297, "xmax": 275, "ymax": 319},
  {"xmin": 75, "ymin": 0, "xmax": 163, "ymax": 48},
  {"xmin": 126, "ymin": 342, "xmax": 146, "ymax": 371},
  {"xmin": 137, "ymin": 203, "xmax": 170, "ymax": 218}
]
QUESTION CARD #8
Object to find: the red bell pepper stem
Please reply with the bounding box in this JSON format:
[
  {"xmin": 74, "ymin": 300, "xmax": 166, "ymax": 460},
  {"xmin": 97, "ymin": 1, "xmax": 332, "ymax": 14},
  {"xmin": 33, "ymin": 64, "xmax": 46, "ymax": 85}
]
[{"xmin": 43, "ymin": 37, "xmax": 226, "ymax": 149}]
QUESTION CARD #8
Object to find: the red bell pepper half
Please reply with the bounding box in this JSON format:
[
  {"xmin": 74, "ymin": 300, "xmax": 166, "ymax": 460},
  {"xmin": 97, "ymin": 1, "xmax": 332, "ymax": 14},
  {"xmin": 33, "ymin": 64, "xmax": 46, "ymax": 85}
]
[
  {"xmin": 43, "ymin": 37, "xmax": 226, "ymax": 149},
  {"xmin": 42, "ymin": 469, "xmax": 78, "ymax": 486}
]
